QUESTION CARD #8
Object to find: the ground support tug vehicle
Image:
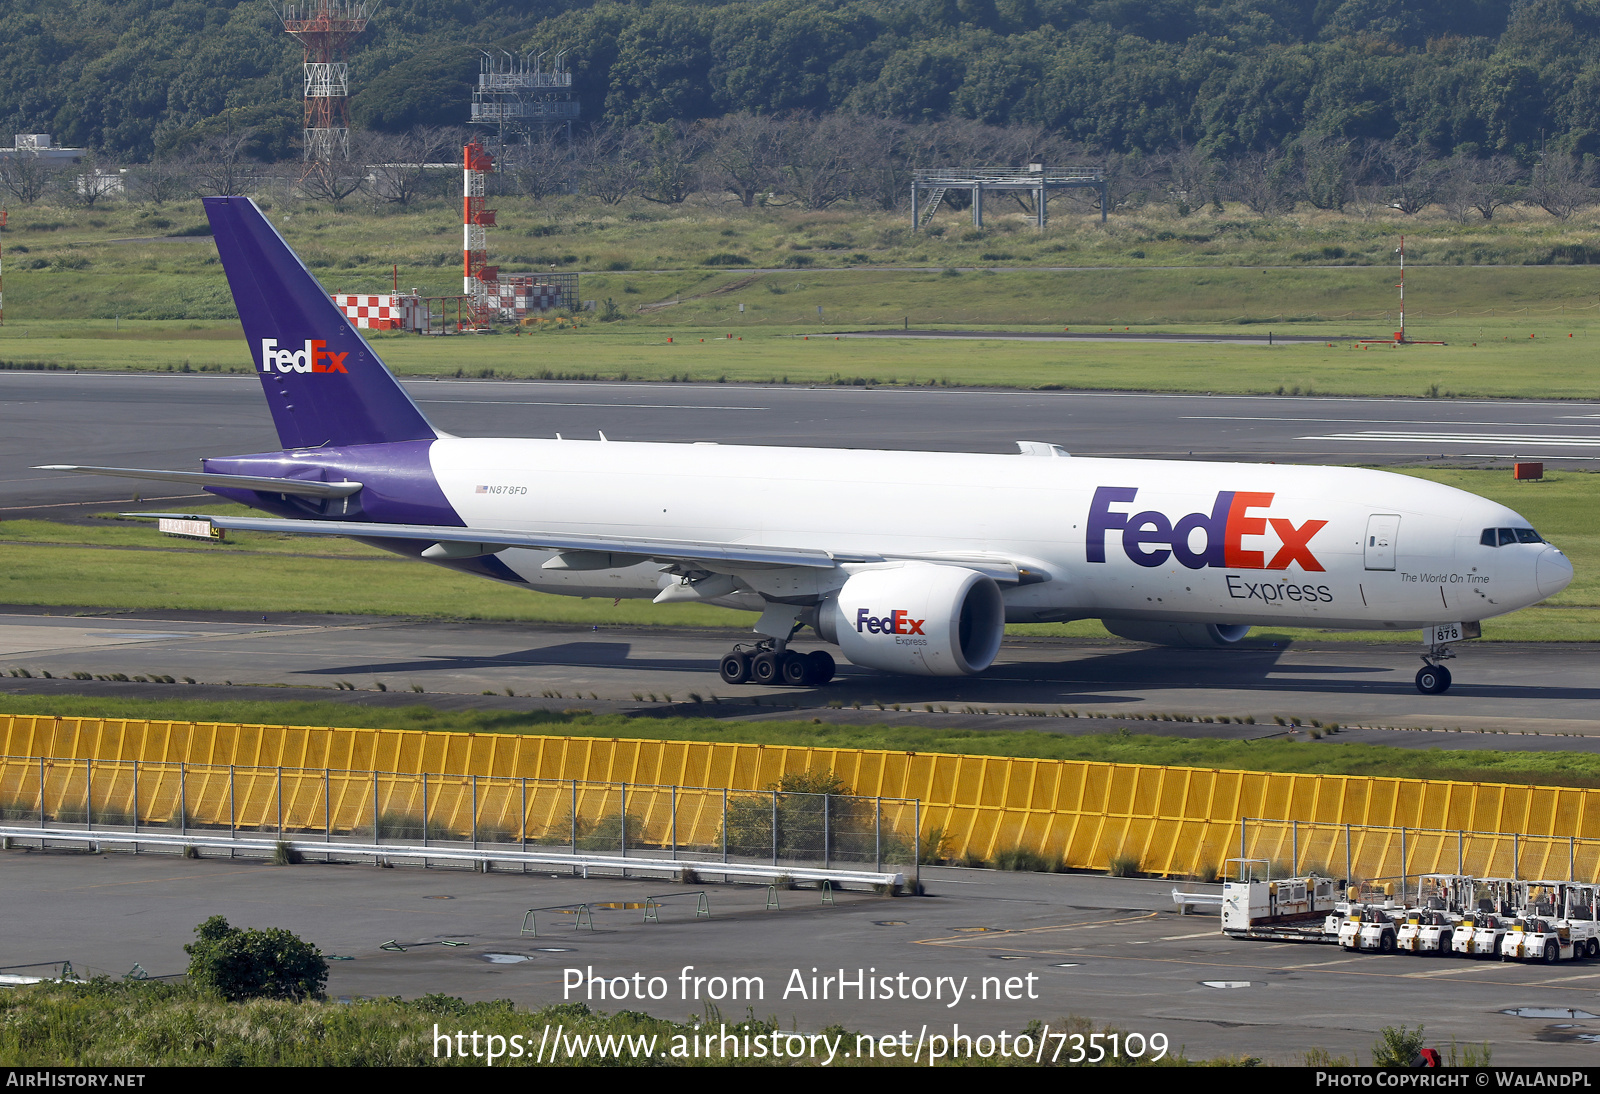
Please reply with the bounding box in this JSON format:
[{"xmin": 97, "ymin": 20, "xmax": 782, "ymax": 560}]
[
  {"xmin": 1501, "ymin": 884, "xmax": 1600, "ymax": 963},
  {"xmin": 1453, "ymin": 878, "xmax": 1523, "ymax": 958},
  {"xmin": 1339, "ymin": 906, "xmax": 1403, "ymax": 952},
  {"xmin": 1396, "ymin": 910, "xmax": 1457, "ymax": 956},
  {"xmin": 1397, "ymin": 874, "xmax": 1476, "ymax": 956},
  {"xmin": 1533, "ymin": 882, "xmax": 1599, "ymax": 954},
  {"xmin": 1456, "ymin": 913, "xmax": 1512, "ymax": 958},
  {"xmin": 1501, "ymin": 917, "xmax": 1578, "ymax": 963}
]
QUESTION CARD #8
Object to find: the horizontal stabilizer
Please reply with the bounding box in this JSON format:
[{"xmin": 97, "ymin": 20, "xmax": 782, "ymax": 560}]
[{"xmin": 38, "ymin": 465, "xmax": 362, "ymax": 499}]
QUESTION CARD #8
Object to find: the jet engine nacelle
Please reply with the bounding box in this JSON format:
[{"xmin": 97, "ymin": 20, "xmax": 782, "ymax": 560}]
[
  {"xmin": 816, "ymin": 563, "xmax": 1006, "ymax": 676},
  {"xmin": 1101, "ymin": 619, "xmax": 1252, "ymax": 647}
]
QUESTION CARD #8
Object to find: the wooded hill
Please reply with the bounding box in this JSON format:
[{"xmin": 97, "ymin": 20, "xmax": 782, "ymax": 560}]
[{"xmin": 0, "ymin": 0, "xmax": 1594, "ymax": 161}]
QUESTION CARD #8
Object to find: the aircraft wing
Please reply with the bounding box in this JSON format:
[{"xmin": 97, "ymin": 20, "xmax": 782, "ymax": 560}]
[
  {"xmin": 129, "ymin": 512, "xmax": 864, "ymax": 569},
  {"xmin": 125, "ymin": 512, "xmax": 1043, "ymax": 583}
]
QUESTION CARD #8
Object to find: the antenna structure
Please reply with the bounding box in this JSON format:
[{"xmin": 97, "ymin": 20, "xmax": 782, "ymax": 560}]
[{"xmin": 274, "ymin": 0, "xmax": 379, "ymax": 161}]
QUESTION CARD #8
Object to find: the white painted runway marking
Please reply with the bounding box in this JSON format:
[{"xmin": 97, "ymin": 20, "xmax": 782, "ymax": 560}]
[
  {"xmin": 1302, "ymin": 431, "xmax": 1600, "ymax": 447},
  {"xmin": 1189, "ymin": 415, "xmax": 1600, "ymax": 428},
  {"xmin": 417, "ymin": 400, "xmax": 768, "ymax": 411}
]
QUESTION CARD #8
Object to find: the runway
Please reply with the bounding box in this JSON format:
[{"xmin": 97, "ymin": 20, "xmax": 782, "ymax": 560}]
[
  {"xmin": 3, "ymin": 610, "xmax": 1597, "ymax": 740},
  {"xmin": 4, "ymin": 372, "xmax": 1600, "ymax": 515}
]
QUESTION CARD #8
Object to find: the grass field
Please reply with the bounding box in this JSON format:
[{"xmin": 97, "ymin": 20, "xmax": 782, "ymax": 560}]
[
  {"xmin": 4, "ymin": 195, "xmax": 1600, "ymax": 397},
  {"xmin": 0, "ymin": 977, "xmax": 1196, "ymax": 1067},
  {"xmin": 6, "ymin": 312, "xmax": 1600, "ymax": 399},
  {"xmin": 0, "ymin": 469, "xmax": 1594, "ymax": 642}
]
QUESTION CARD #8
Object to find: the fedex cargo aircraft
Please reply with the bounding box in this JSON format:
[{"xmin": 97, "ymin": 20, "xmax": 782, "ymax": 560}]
[{"xmin": 40, "ymin": 198, "xmax": 1573, "ymax": 694}]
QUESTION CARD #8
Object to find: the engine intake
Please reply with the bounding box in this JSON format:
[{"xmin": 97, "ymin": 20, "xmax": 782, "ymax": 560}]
[{"xmin": 816, "ymin": 563, "xmax": 1005, "ymax": 676}]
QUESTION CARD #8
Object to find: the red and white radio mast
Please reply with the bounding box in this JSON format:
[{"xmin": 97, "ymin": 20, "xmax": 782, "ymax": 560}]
[
  {"xmin": 275, "ymin": 0, "xmax": 377, "ymax": 161},
  {"xmin": 463, "ymin": 141, "xmax": 498, "ymax": 328}
]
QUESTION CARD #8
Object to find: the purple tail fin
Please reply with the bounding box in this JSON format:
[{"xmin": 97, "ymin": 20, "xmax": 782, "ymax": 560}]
[{"xmin": 204, "ymin": 196, "xmax": 436, "ymax": 450}]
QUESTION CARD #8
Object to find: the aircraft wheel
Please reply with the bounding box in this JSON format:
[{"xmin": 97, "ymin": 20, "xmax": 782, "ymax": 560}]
[
  {"xmin": 806, "ymin": 650, "xmax": 836, "ymax": 685},
  {"xmin": 751, "ymin": 651, "xmax": 782, "ymax": 685},
  {"xmin": 719, "ymin": 651, "xmax": 751, "ymax": 685},
  {"xmin": 1544, "ymin": 942, "xmax": 1560, "ymax": 964},
  {"xmin": 1416, "ymin": 665, "xmax": 1452, "ymax": 695},
  {"xmin": 780, "ymin": 652, "xmax": 810, "ymax": 686}
]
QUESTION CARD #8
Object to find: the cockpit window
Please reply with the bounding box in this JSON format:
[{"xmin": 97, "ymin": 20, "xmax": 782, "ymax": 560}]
[{"xmin": 1482, "ymin": 527, "xmax": 1546, "ymax": 546}]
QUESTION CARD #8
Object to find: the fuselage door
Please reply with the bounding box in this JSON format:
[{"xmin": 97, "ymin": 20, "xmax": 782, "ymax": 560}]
[{"xmin": 1365, "ymin": 514, "xmax": 1400, "ymax": 570}]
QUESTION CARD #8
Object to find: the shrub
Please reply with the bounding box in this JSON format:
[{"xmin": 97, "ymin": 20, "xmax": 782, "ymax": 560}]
[
  {"xmin": 994, "ymin": 847, "xmax": 1052, "ymax": 872},
  {"xmin": 1371, "ymin": 1024, "xmax": 1427, "ymax": 1067},
  {"xmin": 918, "ymin": 826, "xmax": 950, "ymax": 865},
  {"xmin": 1107, "ymin": 853, "xmax": 1142, "ymax": 877},
  {"xmin": 578, "ymin": 811, "xmax": 646, "ymax": 851},
  {"xmin": 183, "ymin": 915, "xmax": 327, "ymax": 1003},
  {"xmin": 720, "ymin": 769, "xmax": 875, "ymax": 861}
]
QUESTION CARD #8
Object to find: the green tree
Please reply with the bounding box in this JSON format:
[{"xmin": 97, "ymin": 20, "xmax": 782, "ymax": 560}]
[{"xmin": 183, "ymin": 915, "xmax": 328, "ymax": 1003}]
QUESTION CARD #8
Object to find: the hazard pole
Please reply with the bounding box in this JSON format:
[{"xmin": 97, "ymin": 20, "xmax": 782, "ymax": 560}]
[
  {"xmin": 1396, "ymin": 234, "xmax": 1405, "ymax": 344},
  {"xmin": 462, "ymin": 141, "xmax": 498, "ymax": 329},
  {"xmin": 1, "ymin": 208, "xmax": 7, "ymax": 326}
]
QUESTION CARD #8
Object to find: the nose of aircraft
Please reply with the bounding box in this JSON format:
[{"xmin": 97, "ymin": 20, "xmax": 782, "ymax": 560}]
[{"xmin": 1537, "ymin": 546, "xmax": 1575, "ymax": 600}]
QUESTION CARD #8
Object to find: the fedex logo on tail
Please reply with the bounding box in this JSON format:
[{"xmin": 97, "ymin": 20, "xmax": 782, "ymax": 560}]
[
  {"xmin": 1087, "ymin": 486, "xmax": 1327, "ymax": 571},
  {"xmin": 260, "ymin": 338, "xmax": 349, "ymax": 374}
]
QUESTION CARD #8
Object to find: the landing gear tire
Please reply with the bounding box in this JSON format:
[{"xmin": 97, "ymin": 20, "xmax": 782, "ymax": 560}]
[
  {"xmin": 806, "ymin": 650, "xmax": 836, "ymax": 685},
  {"xmin": 751, "ymin": 650, "xmax": 782, "ymax": 685},
  {"xmin": 719, "ymin": 651, "xmax": 751, "ymax": 685},
  {"xmin": 1416, "ymin": 665, "xmax": 1452, "ymax": 695},
  {"xmin": 781, "ymin": 651, "xmax": 810, "ymax": 686}
]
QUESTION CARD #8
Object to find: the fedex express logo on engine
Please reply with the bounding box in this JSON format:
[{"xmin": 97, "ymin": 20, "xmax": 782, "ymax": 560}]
[
  {"xmin": 856, "ymin": 608, "xmax": 925, "ymax": 635},
  {"xmin": 259, "ymin": 338, "xmax": 349, "ymax": 374},
  {"xmin": 1087, "ymin": 487, "xmax": 1327, "ymax": 571}
]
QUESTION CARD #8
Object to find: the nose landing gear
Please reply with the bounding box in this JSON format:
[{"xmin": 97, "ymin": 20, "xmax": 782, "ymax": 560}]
[
  {"xmin": 1415, "ymin": 662, "xmax": 1452, "ymax": 695},
  {"xmin": 719, "ymin": 642, "xmax": 836, "ymax": 687},
  {"xmin": 1416, "ymin": 632, "xmax": 1459, "ymax": 694}
]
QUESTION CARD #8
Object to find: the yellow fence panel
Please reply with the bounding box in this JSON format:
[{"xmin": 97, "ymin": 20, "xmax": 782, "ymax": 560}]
[{"xmin": 10, "ymin": 714, "xmax": 1600, "ymax": 876}]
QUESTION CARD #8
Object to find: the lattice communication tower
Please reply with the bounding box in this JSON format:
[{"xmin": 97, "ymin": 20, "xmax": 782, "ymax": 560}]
[
  {"xmin": 275, "ymin": 0, "xmax": 378, "ymax": 160},
  {"xmin": 470, "ymin": 50, "xmax": 579, "ymax": 151}
]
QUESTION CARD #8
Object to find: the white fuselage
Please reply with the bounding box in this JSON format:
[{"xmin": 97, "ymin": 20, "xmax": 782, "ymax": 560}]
[{"xmin": 423, "ymin": 437, "xmax": 1567, "ymax": 629}]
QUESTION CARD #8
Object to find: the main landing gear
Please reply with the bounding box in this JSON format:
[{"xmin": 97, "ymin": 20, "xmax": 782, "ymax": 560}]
[{"xmin": 719, "ymin": 642, "xmax": 836, "ymax": 687}]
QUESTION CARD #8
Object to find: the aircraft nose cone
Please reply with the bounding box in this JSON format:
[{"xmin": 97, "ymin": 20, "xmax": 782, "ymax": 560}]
[{"xmin": 1537, "ymin": 547, "xmax": 1575, "ymax": 599}]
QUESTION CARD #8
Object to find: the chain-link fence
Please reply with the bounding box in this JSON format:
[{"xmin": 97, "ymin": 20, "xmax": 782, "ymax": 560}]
[
  {"xmin": 0, "ymin": 754, "xmax": 919, "ymax": 877},
  {"xmin": 1239, "ymin": 816, "xmax": 1600, "ymax": 886}
]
